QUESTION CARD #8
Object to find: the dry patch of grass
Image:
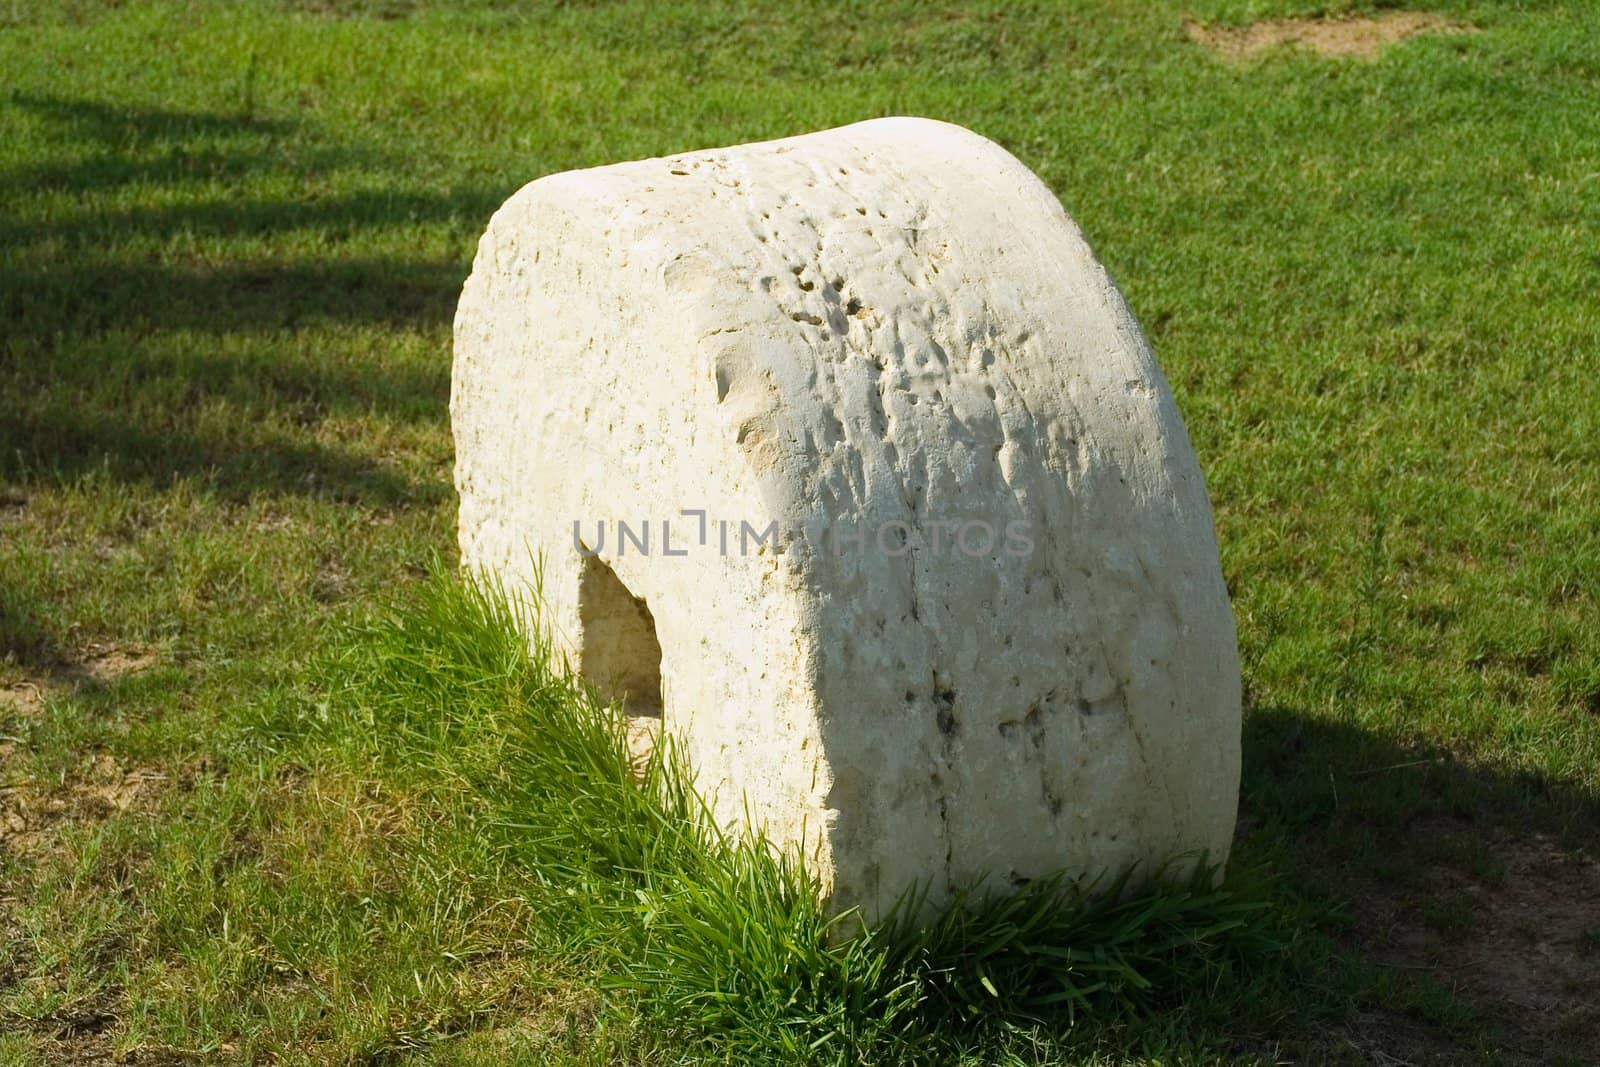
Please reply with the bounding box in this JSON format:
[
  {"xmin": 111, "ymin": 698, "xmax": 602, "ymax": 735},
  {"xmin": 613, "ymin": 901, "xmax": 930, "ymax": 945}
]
[
  {"xmin": 1185, "ymin": 11, "xmax": 1474, "ymax": 61},
  {"xmin": 0, "ymin": 752, "xmax": 168, "ymax": 858},
  {"xmin": 0, "ymin": 754, "xmax": 565, "ymax": 1062}
]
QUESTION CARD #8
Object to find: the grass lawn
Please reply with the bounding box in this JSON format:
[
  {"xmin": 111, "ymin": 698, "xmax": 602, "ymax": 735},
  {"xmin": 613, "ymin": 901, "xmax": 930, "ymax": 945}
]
[{"xmin": 2, "ymin": 0, "xmax": 1598, "ymax": 1062}]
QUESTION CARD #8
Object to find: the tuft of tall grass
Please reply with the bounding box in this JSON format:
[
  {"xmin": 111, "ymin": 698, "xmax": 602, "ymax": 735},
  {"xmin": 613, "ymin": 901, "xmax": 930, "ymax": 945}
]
[{"xmin": 327, "ymin": 565, "xmax": 1282, "ymax": 1063}]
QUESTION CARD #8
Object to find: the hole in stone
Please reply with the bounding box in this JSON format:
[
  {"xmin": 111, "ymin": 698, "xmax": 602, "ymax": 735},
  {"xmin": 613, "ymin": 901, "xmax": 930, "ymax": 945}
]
[{"xmin": 576, "ymin": 555, "xmax": 662, "ymax": 762}]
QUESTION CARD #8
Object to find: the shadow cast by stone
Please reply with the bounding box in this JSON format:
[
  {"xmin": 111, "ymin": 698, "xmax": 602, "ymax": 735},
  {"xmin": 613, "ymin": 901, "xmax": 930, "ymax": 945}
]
[{"xmin": 1240, "ymin": 706, "xmax": 1600, "ymax": 1062}]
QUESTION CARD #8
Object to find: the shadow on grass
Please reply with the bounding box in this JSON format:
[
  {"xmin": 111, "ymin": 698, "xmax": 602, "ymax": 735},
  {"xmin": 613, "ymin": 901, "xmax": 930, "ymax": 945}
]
[
  {"xmin": 0, "ymin": 580, "xmax": 63, "ymax": 671},
  {"xmin": 1238, "ymin": 706, "xmax": 1600, "ymax": 1062},
  {"xmin": 0, "ymin": 92, "xmax": 296, "ymax": 191},
  {"xmin": 0, "ymin": 92, "xmax": 508, "ymax": 503},
  {"xmin": 3, "ymin": 257, "xmax": 474, "ymax": 349},
  {"xmin": 1242, "ymin": 706, "xmax": 1600, "ymax": 856},
  {"xmin": 5, "ymin": 404, "xmax": 432, "ymax": 506}
]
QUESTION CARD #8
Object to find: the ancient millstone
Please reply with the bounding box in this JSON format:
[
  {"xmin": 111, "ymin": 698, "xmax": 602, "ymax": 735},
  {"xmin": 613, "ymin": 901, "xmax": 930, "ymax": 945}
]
[{"xmin": 452, "ymin": 117, "xmax": 1241, "ymax": 922}]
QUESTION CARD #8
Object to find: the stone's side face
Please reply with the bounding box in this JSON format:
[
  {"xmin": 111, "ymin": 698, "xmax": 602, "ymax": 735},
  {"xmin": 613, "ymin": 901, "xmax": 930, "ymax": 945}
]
[{"xmin": 452, "ymin": 117, "xmax": 1242, "ymax": 922}]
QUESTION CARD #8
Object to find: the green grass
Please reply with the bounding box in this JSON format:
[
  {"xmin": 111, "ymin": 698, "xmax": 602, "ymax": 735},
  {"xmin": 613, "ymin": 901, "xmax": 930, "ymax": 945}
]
[
  {"xmin": 311, "ymin": 571, "xmax": 1287, "ymax": 1064},
  {"xmin": 2, "ymin": 0, "xmax": 1598, "ymax": 1062}
]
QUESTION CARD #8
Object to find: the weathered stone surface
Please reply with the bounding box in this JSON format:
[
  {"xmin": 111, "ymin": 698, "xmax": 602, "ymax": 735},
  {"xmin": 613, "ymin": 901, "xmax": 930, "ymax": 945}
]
[{"xmin": 452, "ymin": 117, "xmax": 1240, "ymax": 921}]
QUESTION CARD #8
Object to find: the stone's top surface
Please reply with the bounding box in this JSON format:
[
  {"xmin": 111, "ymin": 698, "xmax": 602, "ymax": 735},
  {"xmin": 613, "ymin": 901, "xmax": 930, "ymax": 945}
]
[{"xmin": 453, "ymin": 118, "xmax": 1241, "ymax": 921}]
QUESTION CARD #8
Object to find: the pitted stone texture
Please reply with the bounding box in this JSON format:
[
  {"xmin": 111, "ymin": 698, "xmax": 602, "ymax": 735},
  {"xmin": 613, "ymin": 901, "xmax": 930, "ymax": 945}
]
[{"xmin": 453, "ymin": 117, "xmax": 1240, "ymax": 922}]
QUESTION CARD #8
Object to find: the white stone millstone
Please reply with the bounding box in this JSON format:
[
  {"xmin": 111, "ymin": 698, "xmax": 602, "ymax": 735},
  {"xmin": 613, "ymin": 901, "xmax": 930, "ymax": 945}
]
[{"xmin": 452, "ymin": 117, "xmax": 1241, "ymax": 922}]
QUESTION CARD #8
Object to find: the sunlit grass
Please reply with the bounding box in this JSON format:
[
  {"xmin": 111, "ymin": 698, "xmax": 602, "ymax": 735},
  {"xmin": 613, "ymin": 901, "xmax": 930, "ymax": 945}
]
[
  {"xmin": 319, "ymin": 569, "xmax": 1286, "ymax": 1064},
  {"xmin": 2, "ymin": 0, "xmax": 1597, "ymax": 1061}
]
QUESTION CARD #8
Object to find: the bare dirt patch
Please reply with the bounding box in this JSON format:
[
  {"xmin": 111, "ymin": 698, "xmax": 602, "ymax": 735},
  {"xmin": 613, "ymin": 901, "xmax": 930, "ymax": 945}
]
[
  {"xmin": 1, "ymin": 752, "xmax": 168, "ymax": 858},
  {"xmin": 70, "ymin": 643, "xmax": 160, "ymax": 686},
  {"xmin": 0, "ymin": 680, "xmax": 47, "ymax": 718},
  {"xmin": 1185, "ymin": 12, "xmax": 1475, "ymax": 61}
]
